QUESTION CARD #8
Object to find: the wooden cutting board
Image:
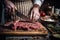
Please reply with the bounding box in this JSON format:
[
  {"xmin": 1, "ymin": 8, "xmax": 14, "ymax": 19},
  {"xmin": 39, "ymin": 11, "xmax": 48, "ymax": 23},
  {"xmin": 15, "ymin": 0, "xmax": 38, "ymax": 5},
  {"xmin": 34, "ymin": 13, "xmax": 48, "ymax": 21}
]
[{"xmin": 0, "ymin": 22, "xmax": 48, "ymax": 35}]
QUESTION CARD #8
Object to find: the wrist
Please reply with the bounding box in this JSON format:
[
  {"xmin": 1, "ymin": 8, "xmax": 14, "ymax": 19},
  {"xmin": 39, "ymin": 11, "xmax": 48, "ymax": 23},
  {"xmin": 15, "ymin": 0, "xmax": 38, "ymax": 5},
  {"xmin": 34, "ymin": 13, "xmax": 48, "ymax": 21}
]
[
  {"xmin": 33, "ymin": 4, "xmax": 40, "ymax": 7},
  {"xmin": 33, "ymin": 4, "xmax": 40, "ymax": 10}
]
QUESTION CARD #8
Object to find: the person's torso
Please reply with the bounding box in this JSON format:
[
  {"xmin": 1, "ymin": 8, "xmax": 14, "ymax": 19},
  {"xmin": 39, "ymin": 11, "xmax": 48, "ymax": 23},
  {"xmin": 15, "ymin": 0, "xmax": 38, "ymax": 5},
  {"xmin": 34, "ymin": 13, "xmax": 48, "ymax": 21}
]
[
  {"xmin": 12, "ymin": 0, "xmax": 33, "ymax": 16},
  {"xmin": 11, "ymin": 0, "xmax": 33, "ymax": 21}
]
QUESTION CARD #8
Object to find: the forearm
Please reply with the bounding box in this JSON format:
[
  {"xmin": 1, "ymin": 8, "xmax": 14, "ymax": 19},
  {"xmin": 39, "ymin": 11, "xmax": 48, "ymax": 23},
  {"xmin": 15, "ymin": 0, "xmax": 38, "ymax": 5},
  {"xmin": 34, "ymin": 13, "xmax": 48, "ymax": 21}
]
[
  {"xmin": 5, "ymin": 0, "xmax": 10, "ymax": 1},
  {"xmin": 4, "ymin": 0, "xmax": 11, "ymax": 3}
]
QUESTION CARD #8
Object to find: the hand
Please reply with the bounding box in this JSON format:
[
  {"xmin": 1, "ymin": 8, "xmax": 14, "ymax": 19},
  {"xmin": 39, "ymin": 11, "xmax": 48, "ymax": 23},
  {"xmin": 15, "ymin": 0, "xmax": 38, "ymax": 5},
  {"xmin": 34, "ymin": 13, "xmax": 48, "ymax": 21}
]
[
  {"xmin": 30, "ymin": 7, "xmax": 40, "ymax": 22},
  {"xmin": 5, "ymin": 1, "xmax": 17, "ymax": 13}
]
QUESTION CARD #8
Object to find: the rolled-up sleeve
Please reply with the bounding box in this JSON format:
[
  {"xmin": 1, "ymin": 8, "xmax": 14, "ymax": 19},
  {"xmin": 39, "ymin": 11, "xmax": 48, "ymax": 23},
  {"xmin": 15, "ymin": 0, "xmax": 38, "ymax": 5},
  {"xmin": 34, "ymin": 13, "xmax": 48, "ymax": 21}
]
[{"xmin": 34, "ymin": 0, "xmax": 44, "ymax": 6}]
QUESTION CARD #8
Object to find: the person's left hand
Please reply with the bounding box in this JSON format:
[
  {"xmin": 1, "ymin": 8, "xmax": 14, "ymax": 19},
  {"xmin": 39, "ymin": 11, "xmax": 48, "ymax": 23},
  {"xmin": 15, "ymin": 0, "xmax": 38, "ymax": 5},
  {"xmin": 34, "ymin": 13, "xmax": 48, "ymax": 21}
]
[{"xmin": 29, "ymin": 7, "xmax": 40, "ymax": 22}]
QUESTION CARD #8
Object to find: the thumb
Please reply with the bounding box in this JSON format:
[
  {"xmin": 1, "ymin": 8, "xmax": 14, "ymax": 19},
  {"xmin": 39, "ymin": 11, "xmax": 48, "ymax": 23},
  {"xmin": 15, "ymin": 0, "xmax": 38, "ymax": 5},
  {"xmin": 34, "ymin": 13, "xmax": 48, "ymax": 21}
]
[{"xmin": 15, "ymin": 6, "xmax": 17, "ymax": 10}]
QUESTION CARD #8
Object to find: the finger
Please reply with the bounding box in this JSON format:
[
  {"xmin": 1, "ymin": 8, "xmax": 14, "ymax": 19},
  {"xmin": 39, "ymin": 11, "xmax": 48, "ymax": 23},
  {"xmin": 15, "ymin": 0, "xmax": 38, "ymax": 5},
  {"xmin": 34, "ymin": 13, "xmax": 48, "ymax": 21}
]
[
  {"xmin": 7, "ymin": 5, "xmax": 11, "ymax": 13},
  {"xmin": 5, "ymin": 7, "xmax": 8, "ymax": 13},
  {"xmin": 10, "ymin": 5, "xmax": 16, "ymax": 12},
  {"xmin": 12, "ymin": 8, "xmax": 15, "ymax": 12},
  {"xmin": 9, "ymin": 2, "xmax": 17, "ymax": 10},
  {"xmin": 35, "ymin": 13, "xmax": 40, "ymax": 20},
  {"xmin": 14, "ymin": 6, "xmax": 17, "ymax": 10},
  {"xmin": 30, "ymin": 11, "xmax": 33, "ymax": 20}
]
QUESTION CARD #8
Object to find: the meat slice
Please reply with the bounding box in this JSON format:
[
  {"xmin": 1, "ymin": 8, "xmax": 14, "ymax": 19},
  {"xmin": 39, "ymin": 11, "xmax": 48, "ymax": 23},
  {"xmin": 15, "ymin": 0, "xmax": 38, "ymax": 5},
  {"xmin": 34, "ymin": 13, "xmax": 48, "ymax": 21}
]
[
  {"xmin": 12, "ymin": 21, "xmax": 41, "ymax": 30},
  {"xmin": 4, "ymin": 21, "xmax": 41, "ymax": 31}
]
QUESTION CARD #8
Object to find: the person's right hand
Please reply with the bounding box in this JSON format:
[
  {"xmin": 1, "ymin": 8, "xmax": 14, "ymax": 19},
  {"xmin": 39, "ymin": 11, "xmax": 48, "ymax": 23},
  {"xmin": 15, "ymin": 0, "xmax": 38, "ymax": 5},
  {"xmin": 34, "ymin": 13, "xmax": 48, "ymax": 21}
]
[{"xmin": 5, "ymin": 0, "xmax": 17, "ymax": 12}]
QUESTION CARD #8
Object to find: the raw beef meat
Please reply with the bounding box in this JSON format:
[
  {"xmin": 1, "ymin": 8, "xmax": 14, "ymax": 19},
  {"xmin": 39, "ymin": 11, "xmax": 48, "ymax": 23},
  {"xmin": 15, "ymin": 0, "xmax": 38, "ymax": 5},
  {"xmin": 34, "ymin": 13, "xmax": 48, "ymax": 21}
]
[{"xmin": 4, "ymin": 21, "xmax": 41, "ymax": 31}]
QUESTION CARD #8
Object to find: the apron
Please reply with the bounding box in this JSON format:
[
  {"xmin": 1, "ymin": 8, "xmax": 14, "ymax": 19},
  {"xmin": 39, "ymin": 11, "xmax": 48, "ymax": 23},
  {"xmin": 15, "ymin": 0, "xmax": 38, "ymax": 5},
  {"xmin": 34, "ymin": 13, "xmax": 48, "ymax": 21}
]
[{"xmin": 12, "ymin": 0, "xmax": 33, "ymax": 21}]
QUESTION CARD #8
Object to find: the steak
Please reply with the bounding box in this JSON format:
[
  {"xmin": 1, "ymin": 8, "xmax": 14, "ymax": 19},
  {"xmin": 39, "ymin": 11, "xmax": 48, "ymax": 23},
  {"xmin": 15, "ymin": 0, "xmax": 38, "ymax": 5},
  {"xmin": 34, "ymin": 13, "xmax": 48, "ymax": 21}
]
[
  {"xmin": 13, "ymin": 21, "xmax": 41, "ymax": 30},
  {"xmin": 4, "ymin": 21, "xmax": 41, "ymax": 31}
]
